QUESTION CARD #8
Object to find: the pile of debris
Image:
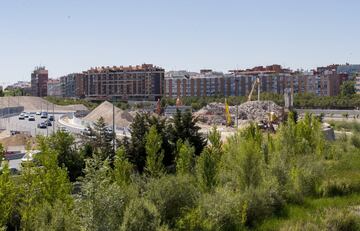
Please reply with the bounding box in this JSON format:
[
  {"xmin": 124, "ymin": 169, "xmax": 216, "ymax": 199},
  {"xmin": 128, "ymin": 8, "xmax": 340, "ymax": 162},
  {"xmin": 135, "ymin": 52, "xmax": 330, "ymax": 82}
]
[
  {"xmin": 236, "ymin": 101, "xmax": 283, "ymax": 121},
  {"xmin": 194, "ymin": 101, "xmax": 283, "ymax": 125}
]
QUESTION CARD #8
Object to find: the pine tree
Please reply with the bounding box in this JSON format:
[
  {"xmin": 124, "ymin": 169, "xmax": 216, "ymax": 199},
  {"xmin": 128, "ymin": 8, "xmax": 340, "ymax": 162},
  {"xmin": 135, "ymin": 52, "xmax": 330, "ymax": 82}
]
[
  {"xmin": 93, "ymin": 117, "xmax": 115, "ymax": 161},
  {"xmin": 145, "ymin": 126, "xmax": 164, "ymax": 177},
  {"xmin": 171, "ymin": 110, "xmax": 206, "ymax": 156},
  {"xmin": 129, "ymin": 113, "xmax": 149, "ymax": 172}
]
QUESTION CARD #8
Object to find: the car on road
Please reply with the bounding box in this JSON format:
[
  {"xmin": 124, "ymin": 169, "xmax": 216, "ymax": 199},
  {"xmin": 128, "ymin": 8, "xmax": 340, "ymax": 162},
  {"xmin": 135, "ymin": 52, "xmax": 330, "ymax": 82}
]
[
  {"xmin": 44, "ymin": 120, "xmax": 52, "ymax": 126},
  {"xmin": 23, "ymin": 112, "xmax": 29, "ymax": 118},
  {"xmin": 28, "ymin": 115, "xmax": 35, "ymax": 121},
  {"xmin": 36, "ymin": 111, "xmax": 41, "ymax": 115},
  {"xmin": 49, "ymin": 115, "xmax": 54, "ymax": 121},
  {"xmin": 18, "ymin": 114, "xmax": 25, "ymax": 120},
  {"xmin": 40, "ymin": 112, "xmax": 48, "ymax": 118},
  {"xmin": 37, "ymin": 122, "xmax": 47, "ymax": 129}
]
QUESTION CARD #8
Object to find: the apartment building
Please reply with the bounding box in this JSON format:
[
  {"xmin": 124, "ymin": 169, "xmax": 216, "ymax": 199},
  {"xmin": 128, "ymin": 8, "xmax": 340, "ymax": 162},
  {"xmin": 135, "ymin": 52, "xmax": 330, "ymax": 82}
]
[
  {"xmin": 47, "ymin": 79, "xmax": 62, "ymax": 97},
  {"xmin": 60, "ymin": 73, "xmax": 85, "ymax": 98},
  {"xmin": 31, "ymin": 66, "xmax": 48, "ymax": 97},
  {"xmin": 83, "ymin": 64, "xmax": 164, "ymax": 100},
  {"xmin": 164, "ymin": 65, "xmax": 340, "ymax": 99}
]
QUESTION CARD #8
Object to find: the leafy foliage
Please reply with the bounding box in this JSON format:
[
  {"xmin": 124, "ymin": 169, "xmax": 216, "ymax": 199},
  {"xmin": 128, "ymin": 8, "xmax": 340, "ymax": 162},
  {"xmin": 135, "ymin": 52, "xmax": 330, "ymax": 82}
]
[{"xmin": 1, "ymin": 110, "xmax": 360, "ymax": 230}]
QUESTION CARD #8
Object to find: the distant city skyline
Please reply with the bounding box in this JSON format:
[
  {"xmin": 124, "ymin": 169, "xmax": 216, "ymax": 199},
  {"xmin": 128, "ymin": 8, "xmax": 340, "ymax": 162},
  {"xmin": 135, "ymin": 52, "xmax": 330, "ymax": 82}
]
[{"xmin": 0, "ymin": 0, "xmax": 359, "ymax": 83}]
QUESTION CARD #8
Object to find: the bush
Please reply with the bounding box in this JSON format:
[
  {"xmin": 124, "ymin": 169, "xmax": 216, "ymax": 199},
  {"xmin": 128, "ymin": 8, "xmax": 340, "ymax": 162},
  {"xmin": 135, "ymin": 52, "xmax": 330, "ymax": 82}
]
[
  {"xmin": 176, "ymin": 188, "xmax": 245, "ymax": 231},
  {"xmin": 350, "ymin": 134, "xmax": 360, "ymax": 148},
  {"xmin": 279, "ymin": 221, "xmax": 321, "ymax": 231},
  {"xmin": 121, "ymin": 198, "xmax": 161, "ymax": 231},
  {"xmin": 323, "ymin": 208, "xmax": 360, "ymax": 231},
  {"xmin": 319, "ymin": 179, "xmax": 353, "ymax": 197},
  {"xmin": 145, "ymin": 175, "xmax": 199, "ymax": 228}
]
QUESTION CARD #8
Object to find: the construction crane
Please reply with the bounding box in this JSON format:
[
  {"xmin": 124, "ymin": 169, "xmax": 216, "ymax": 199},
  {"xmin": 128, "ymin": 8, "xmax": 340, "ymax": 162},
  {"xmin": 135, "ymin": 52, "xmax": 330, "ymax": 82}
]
[{"xmin": 247, "ymin": 77, "xmax": 260, "ymax": 101}]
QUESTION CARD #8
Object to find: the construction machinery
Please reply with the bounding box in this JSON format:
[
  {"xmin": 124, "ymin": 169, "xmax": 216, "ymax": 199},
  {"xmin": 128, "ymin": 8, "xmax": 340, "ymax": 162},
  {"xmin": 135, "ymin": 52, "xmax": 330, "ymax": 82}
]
[{"xmin": 248, "ymin": 77, "xmax": 260, "ymax": 101}]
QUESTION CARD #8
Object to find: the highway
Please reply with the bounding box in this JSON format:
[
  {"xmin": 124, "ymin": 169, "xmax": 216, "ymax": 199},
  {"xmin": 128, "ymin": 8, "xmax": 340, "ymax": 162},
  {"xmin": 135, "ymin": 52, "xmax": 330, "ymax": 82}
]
[{"xmin": 0, "ymin": 113, "xmax": 81, "ymax": 137}]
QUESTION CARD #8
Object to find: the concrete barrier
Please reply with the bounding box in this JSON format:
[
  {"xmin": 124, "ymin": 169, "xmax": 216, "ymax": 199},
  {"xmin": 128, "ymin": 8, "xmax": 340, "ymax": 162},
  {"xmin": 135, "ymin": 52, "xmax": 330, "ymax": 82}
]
[{"xmin": 0, "ymin": 106, "xmax": 24, "ymax": 118}]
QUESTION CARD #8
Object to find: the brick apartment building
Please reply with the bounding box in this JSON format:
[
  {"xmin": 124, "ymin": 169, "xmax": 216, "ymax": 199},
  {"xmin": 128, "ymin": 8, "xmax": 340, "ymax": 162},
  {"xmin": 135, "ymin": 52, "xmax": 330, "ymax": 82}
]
[
  {"xmin": 31, "ymin": 66, "xmax": 48, "ymax": 97},
  {"xmin": 164, "ymin": 65, "xmax": 349, "ymax": 99},
  {"xmin": 60, "ymin": 73, "xmax": 85, "ymax": 98},
  {"xmin": 82, "ymin": 64, "xmax": 164, "ymax": 100}
]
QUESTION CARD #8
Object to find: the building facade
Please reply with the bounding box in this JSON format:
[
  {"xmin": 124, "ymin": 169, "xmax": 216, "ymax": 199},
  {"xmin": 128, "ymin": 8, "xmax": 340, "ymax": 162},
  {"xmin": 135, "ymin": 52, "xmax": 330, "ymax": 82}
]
[
  {"xmin": 83, "ymin": 64, "xmax": 164, "ymax": 100},
  {"xmin": 47, "ymin": 79, "xmax": 62, "ymax": 97},
  {"xmin": 164, "ymin": 65, "xmax": 345, "ymax": 99},
  {"xmin": 31, "ymin": 66, "xmax": 48, "ymax": 97},
  {"xmin": 60, "ymin": 73, "xmax": 85, "ymax": 98}
]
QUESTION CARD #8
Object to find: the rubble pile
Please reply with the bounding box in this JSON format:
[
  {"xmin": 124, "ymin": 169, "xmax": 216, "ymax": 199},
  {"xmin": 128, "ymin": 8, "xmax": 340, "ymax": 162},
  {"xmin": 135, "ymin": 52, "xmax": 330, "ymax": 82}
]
[
  {"xmin": 237, "ymin": 101, "xmax": 283, "ymax": 121},
  {"xmin": 194, "ymin": 101, "xmax": 283, "ymax": 125}
]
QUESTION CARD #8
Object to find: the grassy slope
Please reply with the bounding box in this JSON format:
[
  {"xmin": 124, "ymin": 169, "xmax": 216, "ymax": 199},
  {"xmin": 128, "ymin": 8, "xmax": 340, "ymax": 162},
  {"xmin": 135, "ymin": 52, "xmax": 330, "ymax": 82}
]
[{"xmin": 258, "ymin": 148, "xmax": 360, "ymax": 230}]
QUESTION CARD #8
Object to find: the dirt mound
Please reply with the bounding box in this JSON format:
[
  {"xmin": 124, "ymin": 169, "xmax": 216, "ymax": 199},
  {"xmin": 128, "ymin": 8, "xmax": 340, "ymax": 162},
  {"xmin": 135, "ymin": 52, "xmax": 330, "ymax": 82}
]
[
  {"xmin": 0, "ymin": 96, "xmax": 87, "ymax": 112},
  {"xmin": 0, "ymin": 133, "xmax": 35, "ymax": 148},
  {"xmin": 83, "ymin": 101, "xmax": 133, "ymax": 127}
]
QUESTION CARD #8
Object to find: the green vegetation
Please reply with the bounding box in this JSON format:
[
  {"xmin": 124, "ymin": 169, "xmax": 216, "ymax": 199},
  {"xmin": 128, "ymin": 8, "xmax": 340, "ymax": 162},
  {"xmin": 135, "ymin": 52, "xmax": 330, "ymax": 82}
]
[
  {"xmin": 3, "ymin": 88, "xmax": 27, "ymax": 96},
  {"xmin": 44, "ymin": 96, "xmax": 99, "ymax": 110},
  {"xmin": 0, "ymin": 112, "xmax": 360, "ymax": 230},
  {"xmin": 328, "ymin": 120, "xmax": 360, "ymax": 133},
  {"xmin": 161, "ymin": 92, "xmax": 360, "ymax": 110}
]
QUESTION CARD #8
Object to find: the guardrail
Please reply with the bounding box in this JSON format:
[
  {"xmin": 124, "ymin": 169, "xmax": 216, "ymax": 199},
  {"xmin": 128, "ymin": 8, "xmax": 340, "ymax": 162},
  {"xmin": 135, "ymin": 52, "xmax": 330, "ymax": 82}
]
[{"xmin": 0, "ymin": 106, "xmax": 24, "ymax": 118}]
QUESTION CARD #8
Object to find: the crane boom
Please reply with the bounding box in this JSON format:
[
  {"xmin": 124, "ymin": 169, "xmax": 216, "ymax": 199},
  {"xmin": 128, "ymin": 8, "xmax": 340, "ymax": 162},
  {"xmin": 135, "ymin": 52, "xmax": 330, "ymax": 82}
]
[{"xmin": 247, "ymin": 78, "xmax": 260, "ymax": 101}]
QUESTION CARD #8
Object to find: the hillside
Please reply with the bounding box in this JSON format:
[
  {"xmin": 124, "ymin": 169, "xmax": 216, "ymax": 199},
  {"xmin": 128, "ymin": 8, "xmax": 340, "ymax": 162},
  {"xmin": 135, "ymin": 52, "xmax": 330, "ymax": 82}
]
[{"xmin": 0, "ymin": 96, "xmax": 87, "ymax": 112}]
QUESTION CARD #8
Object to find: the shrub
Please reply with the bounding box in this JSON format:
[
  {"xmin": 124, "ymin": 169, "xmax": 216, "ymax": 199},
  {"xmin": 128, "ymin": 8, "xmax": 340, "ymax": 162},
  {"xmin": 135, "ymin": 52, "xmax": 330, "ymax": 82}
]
[
  {"xmin": 145, "ymin": 175, "xmax": 199, "ymax": 228},
  {"xmin": 319, "ymin": 179, "xmax": 353, "ymax": 197},
  {"xmin": 323, "ymin": 208, "xmax": 360, "ymax": 231},
  {"xmin": 350, "ymin": 134, "xmax": 360, "ymax": 148},
  {"xmin": 176, "ymin": 188, "xmax": 245, "ymax": 231},
  {"xmin": 121, "ymin": 198, "xmax": 161, "ymax": 231},
  {"xmin": 240, "ymin": 181, "xmax": 285, "ymax": 226},
  {"xmin": 279, "ymin": 221, "xmax": 321, "ymax": 231}
]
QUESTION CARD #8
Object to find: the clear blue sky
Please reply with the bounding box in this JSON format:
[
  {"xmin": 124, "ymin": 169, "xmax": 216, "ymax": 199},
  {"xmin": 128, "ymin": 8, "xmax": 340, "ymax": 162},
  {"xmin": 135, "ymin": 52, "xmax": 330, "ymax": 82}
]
[{"xmin": 0, "ymin": 0, "xmax": 359, "ymax": 83}]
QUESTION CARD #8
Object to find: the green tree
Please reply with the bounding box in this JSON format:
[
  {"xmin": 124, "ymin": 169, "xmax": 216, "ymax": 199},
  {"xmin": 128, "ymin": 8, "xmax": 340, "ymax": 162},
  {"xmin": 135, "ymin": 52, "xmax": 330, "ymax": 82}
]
[
  {"xmin": 340, "ymin": 81, "xmax": 356, "ymax": 96},
  {"xmin": 0, "ymin": 144, "xmax": 4, "ymax": 167},
  {"xmin": 196, "ymin": 127, "xmax": 222, "ymax": 191},
  {"xmin": 170, "ymin": 110, "xmax": 206, "ymax": 156},
  {"xmin": 128, "ymin": 113, "xmax": 149, "ymax": 172},
  {"xmin": 20, "ymin": 137, "xmax": 73, "ymax": 230},
  {"xmin": 219, "ymin": 124, "xmax": 264, "ymax": 190},
  {"xmin": 93, "ymin": 117, "xmax": 115, "ymax": 161},
  {"xmin": 113, "ymin": 146, "xmax": 134, "ymax": 186},
  {"xmin": 121, "ymin": 198, "xmax": 161, "ymax": 231},
  {"xmin": 29, "ymin": 200, "xmax": 81, "ymax": 231},
  {"xmin": 49, "ymin": 131, "xmax": 85, "ymax": 181},
  {"xmin": 0, "ymin": 164, "xmax": 17, "ymax": 228},
  {"xmin": 146, "ymin": 175, "xmax": 199, "ymax": 228},
  {"xmin": 145, "ymin": 125, "xmax": 164, "ymax": 177},
  {"xmin": 76, "ymin": 154, "xmax": 133, "ymax": 231},
  {"xmin": 176, "ymin": 140, "xmax": 195, "ymax": 175}
]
